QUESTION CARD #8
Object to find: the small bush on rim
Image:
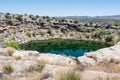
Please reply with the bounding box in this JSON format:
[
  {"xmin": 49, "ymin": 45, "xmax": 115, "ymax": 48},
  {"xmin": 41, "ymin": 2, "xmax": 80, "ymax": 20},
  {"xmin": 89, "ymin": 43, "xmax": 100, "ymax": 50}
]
[
  {"xmin": 6, "ymin": 41, "xmax": 19, "ymax": 50},
  {"xmin": 3, "ymin": 65, "xmax": 14, "ymax": 75}
]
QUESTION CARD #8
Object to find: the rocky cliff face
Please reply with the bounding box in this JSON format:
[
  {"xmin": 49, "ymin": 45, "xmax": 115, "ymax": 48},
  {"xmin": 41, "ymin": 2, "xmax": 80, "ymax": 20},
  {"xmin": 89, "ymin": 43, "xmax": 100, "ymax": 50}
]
[{"xmin": 0, "ymin": 42, "xmax": 120, "ymax": 80}]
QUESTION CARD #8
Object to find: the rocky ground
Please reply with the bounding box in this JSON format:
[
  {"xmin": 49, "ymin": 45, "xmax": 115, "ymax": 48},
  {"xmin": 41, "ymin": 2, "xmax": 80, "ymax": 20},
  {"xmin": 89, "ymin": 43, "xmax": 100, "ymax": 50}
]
[
  {"xmin": 0, "ymin": 42, "xmax": 120, "ymax": 80},
  {"xmin": 0, "ymin": 13, "xmax": 120, "ymax": 44}
]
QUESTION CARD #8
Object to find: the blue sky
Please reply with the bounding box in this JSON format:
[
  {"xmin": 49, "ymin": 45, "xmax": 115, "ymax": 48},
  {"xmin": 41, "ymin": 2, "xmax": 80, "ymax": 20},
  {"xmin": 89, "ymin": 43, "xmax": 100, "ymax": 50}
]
[{"xmin": 0, "ymin": 0, "xmax": 120, "ymax": 16}]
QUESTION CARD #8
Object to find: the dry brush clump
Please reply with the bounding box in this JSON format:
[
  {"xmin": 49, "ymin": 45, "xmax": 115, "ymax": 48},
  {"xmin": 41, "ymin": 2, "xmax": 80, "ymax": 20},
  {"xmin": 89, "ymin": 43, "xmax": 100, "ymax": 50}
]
[
  {"xmin": 87, "ymin": 62, "xmax": 120, "ymax": 73},
  {"xmin": 3, "ymin": 65, "xmax": 14, "ymax": 75},
  {"xmin": 36, "ymin": 60, "xmax": 46, "ymax": 73},
  {"xmin": 59, "ymin": 71, "xmax": 81, "ymax": 80},
  {"xmin": 40, "ymin": 72, "xmax": 53, "ymax": 80},
  {"xmin": 14, "ymin": 56, "xmax": 21, "ymax": 60},
  {"xmin": 5, "ymin": 47, "xmax": 16, "ymax": 56}
]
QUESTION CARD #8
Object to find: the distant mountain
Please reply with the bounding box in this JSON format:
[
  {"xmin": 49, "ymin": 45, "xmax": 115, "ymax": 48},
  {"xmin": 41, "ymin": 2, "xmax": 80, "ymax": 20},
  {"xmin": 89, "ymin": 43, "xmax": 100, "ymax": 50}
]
[{"xmin": 56, "ymin": 15, "xmax": 120, "ymax": 20}]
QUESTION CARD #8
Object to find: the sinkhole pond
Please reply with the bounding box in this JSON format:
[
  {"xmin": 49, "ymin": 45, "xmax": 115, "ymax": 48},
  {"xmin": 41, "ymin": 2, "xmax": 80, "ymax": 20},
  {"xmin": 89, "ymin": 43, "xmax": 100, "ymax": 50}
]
[{"xmin": 20, "ymin": 39, "xmax": 113, "ymax": 57}]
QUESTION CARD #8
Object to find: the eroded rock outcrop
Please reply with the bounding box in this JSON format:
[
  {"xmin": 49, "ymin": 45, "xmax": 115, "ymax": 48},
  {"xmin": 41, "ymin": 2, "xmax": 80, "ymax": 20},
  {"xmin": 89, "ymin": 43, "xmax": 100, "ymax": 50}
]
[
  {"xmin": 37, "ymin": 54, "xmax": 76, "ymax": 67},
  {"xmin": 78, "ymin": 42, "xmax": 120, "ymax": 66},
  {"xmin": 13, "ymin": 50, "xmax": 40, "ymax": 57}
]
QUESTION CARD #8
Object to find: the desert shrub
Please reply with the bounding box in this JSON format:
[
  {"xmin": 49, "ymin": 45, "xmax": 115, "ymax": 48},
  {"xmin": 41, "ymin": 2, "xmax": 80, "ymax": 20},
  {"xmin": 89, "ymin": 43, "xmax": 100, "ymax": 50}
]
[
  {"xmin": 55, "ymin": 30, "xmax": 59, "ymax": 33},
  {"xmin": 109, "ymin": 58, "xmax": 119, "ymax": 64},
  {"xmin": 42, "ymin": 16, "xmax": 46, "ymax": 19},
  {"xmin": 47, "ymin": 29, "xmax": 52, "ymax": 35},
  {"xmin": 5, "ymin": 13, "xmax": 11, "ymax": 19},
  {"xmin": 117, "ymin": 37, "xmax": 120, "ymax": 42},
  {"xmin": 6, "ymin": 47, "xmax": 16, "ymax": 56},
  {"xmin": 40, "ymin": 73, "xmax": 52, "ymax": 80},
  {"xmin": 70, "ymin": 33, "xmax": 74, "ymax": 37},
  {"xmin": 50, "ymin": 33, "xmax": 55, "ymax": 36},
  {"xmin": 32, "ymin": 32, "xmax": 36, "ymax": 37},
  {"xmin": 14, "ymin": 56, "xmax": 21, "ymax": 60},
  {"xmin": 37, "ymin": 61, "xmax": 45, "ymax": 73},
  {"xmin": 6, "ymin": 41, "xmax": 19, "ymax": 50},
  {"xmin": 3, "ymin": 65, "xmax": 14, "ymax": 75},
  {"xmin": 16, "ymin": 15, "xmax": 23, "ymax": 21},
  {"xmin": 109, "ymin": 58, "xmax": 114, "ymax": 63},
  {"xmin": 40, "ymin": 32, "xmax": 45, "ymax": 36},
  {"xmin": 105, "ymin": 35, "xmax": 114, "ymax": 42},
  {"xmin": 27, "ymin": 65, "xmax": 36, "ymax": 72},
  {"xmin": 26, "ymin": 32, "xmax": 31, "ymax": 37},
  {"xmin": 47, "ymin": 18, "xmax": 50, "ymax": 22},
  {"xmin": 60, "ymin": 71, "xmax": 80, "ymax": 80},
  {"xmin": 114, "ymin": 23, "xmax": 120, "ymax": 27},
  {"xmin": 46, "ymin": 16, "xmax": 50, "ymax": 19},
  {"xmin": 36, "ymin": 15, "xmax": 39, "ymax": 18},
  {"xmin": 74, "ymin": 20, "xmax": 79, "ymax": 24}
]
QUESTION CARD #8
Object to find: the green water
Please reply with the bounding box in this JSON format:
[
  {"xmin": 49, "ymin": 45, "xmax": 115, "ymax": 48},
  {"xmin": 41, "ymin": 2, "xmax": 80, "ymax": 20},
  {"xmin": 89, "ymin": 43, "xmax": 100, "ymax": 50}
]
[{"xmin": 20, "ymin": 39, "xmax": 113, "ymax": 57}]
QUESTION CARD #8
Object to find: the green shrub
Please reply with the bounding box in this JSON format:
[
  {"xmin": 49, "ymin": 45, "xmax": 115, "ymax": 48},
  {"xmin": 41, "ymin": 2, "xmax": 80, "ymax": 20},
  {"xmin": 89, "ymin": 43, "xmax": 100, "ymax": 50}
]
[
  {"xmin": 36, "ymin": 15, "xmax": 39, "ymax": 18},
  {"xmin": 114, "ymin": 23, "xmax": 120, "ymax": 27},
  {"xmin": 70, "ymin": 33, "xmax": 74, "ymax": 37},
  {"xmin": 5, "ymin": 13, "xmax": 11, "ymax": 19},
  {"xmin": 74, "ymin": 20, "xmax": 79, "ymax": 24},
  {"xmin": 60, "ymin": 71, "xmax": 80, "ymax": 80},
  {"xmin": 6, "ymin": 41, "xmax": 19, "ymax": 50},
  {"xmin": 47, "ymin": 29, "xmax": 52, "ymax": 35},
  {"xmin": 117, "ymin": 37, "xmax": 120, "ymax": 42},
  {"xmin": 105, "ymin": 35, "xmax": 114, "ymax": 42},
  {"xmin": 16, "ymin": 15, "xmax": 23, "ymax": 21},
  {"xmin": 3, "ymin": 65, "xmax": 14, "ymax": 75},
  {"xmin": 40, "ymin": 32, "xmax": 45, "ymax": 36},
  {"xmin": 32, "ymin": 32, "xmax": 36, "ymax": 37},
  {"xmin": 26, "ymin": 32, "xmax": 31, "ymax": 37}
]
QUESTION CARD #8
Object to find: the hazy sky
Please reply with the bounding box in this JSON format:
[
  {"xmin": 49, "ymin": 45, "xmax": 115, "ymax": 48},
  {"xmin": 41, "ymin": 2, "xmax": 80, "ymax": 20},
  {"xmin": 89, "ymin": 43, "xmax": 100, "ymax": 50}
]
[{"xmin": 0, "ymin": 0, "xmax": 120, "ymax": 16}]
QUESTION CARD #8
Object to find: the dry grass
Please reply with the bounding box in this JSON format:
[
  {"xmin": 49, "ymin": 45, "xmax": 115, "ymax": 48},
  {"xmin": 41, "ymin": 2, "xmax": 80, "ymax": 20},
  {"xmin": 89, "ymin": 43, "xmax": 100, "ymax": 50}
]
[
  {"xmin": 94, "ymin": 76, "xmax": 120, "ymax": 80},
  {"xmin": 87, "ymin": 62, "xmax": 120, "ymax": 73},
  {"xmin": 36, "ymin": 60, "xmax": 46, "ymax": 73},
  {"xmin": 54, "ymin": 70, "xmax": 81, "ymax": 80},
  {"xmin": 14, "ymin": 56, "xmax": 21, "ymax": 60},
  {"xmin": 5, "ymin": 47, "xmax": 16, "ymax": 56},
  {"xmin": 3, "ymin": 65, "xmax": 14, "ymax": 75},
  {"xmin": 24, "ymin": 71, "xmax": 41, "ymax": 80}
]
